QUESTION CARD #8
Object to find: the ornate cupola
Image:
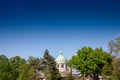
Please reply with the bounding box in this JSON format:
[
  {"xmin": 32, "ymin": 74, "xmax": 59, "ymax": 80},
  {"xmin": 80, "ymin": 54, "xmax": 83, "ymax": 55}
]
[
  {"xmin": 56, "ymin": 51, "xmax": 66, "ymax": 63},
  {"xmin": 55, "ymin": 51, "xmax": 67, "ymax": 77}
]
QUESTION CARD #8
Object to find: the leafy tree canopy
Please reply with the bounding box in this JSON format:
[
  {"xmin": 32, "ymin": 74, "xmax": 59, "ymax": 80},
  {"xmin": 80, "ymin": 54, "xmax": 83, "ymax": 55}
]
[
  {"xmin": 67, "ymin": 47, "xmax": 112, "ymax": 80},
  {"xmin": 9, "ymin": 56, "xmax": 26, "ymax": 80},
  {"xmin": 0, "ymin": 55, "xmax": 13, "ymax": 80}
]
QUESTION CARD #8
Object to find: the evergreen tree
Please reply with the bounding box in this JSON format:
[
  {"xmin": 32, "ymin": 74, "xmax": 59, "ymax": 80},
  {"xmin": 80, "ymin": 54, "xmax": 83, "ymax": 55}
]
[{"xmin": 43, "ymin": 49, "xmax": 62, "ymax": 80}]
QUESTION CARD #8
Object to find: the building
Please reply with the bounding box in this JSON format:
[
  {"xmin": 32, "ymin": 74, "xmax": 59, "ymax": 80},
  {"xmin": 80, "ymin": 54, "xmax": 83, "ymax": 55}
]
[{"xmin": 55, "ymin": 51, "xmax": 70, "ymax": 77}]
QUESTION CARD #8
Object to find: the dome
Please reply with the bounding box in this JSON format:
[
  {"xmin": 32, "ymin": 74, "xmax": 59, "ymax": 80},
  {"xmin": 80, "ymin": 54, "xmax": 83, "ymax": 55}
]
[{"xmin": 56, "ymin": 52, "xmax": 66, "ymax": 63}]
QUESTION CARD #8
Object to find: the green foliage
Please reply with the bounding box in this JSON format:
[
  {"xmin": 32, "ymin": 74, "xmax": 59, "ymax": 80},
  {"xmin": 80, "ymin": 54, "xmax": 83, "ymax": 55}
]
[
  {"xmin": 0, "ymin": 52, "xmax": 61, "ymax": 80},
  {"xmin": 0, "ymin": 55, "xmax": 13, "ymax": 80},
  {"xmin": 101, "ymin": 63, "xmax": 112, "ymax": 76},
  {"xmin": 43, "ymin": 49, "xmax": 62, "ymax": 80},
  {"xmin": 110, "ymin": 58, "xmax": 120, "ymax": 80},
  {"xmin": 17, "ymin": 64, "xmax": 29, "ymax": 80},
  {"xmin": 44, "ymin": 68, "xmax": 51, "ymax": 80},
  {"xmin": 9, "ymin": 56, "xmax": 26, "ymax": 80},
  {"xmin": 18, "ymin": 56, "xmax": 42, "ymax": 80},
  {"xmin": 106, "ymin": 36, "xmax": 120, "ymax": 79},
  {"xmin": 67, "ymin": 47, "xmax": 112, "ymax": 80}
]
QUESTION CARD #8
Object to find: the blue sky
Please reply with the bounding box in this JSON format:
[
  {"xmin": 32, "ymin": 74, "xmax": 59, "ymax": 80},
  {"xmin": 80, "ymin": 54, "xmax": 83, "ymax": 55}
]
[{"xmin": 0, "ymin": 0, "xmax": 120, "ymax": 59}]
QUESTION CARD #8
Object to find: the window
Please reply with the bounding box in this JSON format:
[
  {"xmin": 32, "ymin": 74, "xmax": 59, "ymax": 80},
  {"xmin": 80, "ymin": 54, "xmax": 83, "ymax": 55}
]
[{"xmin": 61, "ymin": 64, "xmax": 64, "ymax": 68}]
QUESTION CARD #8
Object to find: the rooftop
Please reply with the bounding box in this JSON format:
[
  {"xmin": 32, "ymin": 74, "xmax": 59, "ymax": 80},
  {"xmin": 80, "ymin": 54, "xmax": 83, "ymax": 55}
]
[{"xmin": 55, "ymin": 51, "xmax": 66, "ymax": 63}]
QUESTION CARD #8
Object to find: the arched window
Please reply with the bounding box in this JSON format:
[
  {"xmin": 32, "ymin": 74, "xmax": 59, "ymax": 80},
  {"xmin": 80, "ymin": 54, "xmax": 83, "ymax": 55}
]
[{"xmin": 61, "ymin": 63, "xmax": 64, "ymax": 68}]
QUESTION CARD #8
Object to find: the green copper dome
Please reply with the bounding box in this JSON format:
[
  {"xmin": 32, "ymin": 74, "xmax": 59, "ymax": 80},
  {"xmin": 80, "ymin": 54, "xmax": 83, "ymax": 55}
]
[{"xmin": 56, "ymin": 52, "xmax": 66, "ymax": 63}]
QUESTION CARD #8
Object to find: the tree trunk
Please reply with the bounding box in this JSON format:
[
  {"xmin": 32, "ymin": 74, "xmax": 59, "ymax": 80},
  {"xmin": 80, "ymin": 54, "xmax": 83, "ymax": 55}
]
[{"xmin": 93, "ymin": 74, "xmax": 99, "ymax": 80}]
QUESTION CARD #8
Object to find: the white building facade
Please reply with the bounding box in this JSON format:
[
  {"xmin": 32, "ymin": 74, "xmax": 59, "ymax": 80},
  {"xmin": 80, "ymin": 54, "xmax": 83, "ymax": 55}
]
[{"xmin": 55, "ymin": 51, "xmax": 70, "ymax": 77}]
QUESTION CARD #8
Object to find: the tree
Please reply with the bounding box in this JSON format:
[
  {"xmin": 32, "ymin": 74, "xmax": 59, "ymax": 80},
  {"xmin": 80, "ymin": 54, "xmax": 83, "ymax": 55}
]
[
  {"xmin": 110, "ymin": 58, "xmax": 120, "ymax": 80},
  {"xmin": 43, "ymin": 49, "xmax": 62, "ymax": 80},
  {"xmin": 67, "ymin": 47, "xmax": 112, "ymax": 80},
  {"xmin": 28, "ymin": 56, "xmax": 44, "ymax": 80},
  {"xmin": 107, "ymin": 36, "xmax": 120, "ymax": 79},
  {"xmin": 28, "ymin": 56, "xmax": 44, "ymax": 71},
  {"xmin": 0, "ymin": 55, "xmax": 12, "ymax": 80},
  {"xmin": 18, "ymin": 55, "xmax": 46, "ymax": 80},
  {"xmin": 18, "ymin": 56, "xmax": 41, "ymax": 80},
  {"xmin": 108, "ymin": 36, "xmax": 120, "ymax": 55},
  {"xmin": 101, "ymin": 63, "xmax": 112, "ymax": 77},
  {"xmin": 17, "ymin": 64, "xmax": 29, "ymax": 80},
  {"xmin": 9, "ymin": 56, "xmax": 26, "ymax": 80}
]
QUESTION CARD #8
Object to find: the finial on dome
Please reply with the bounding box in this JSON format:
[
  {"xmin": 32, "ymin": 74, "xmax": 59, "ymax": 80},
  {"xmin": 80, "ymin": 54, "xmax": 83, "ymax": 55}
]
[{"xmin": 60, "ymin": 51, "xmax": 63, "ymax": 54}]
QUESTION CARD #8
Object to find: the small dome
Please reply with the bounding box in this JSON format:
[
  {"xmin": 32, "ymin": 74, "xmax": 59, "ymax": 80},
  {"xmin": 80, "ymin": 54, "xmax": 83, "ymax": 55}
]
[{"xmin": 56, "ymin": 52, "xmax": 66, "ymax": 63}]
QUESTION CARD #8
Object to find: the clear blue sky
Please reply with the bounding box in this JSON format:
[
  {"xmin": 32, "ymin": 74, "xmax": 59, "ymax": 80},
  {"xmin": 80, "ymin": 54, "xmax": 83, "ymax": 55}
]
[{"xmin": 0, "ymin": 0, "xmax": 120, "ymax": 59}]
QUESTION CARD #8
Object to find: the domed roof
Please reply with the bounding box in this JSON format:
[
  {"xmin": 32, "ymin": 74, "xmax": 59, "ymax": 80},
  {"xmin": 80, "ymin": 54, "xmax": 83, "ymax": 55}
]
[{"xmin": 56, "ymin": 51, "xmax": 66, "ymax": 63}]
